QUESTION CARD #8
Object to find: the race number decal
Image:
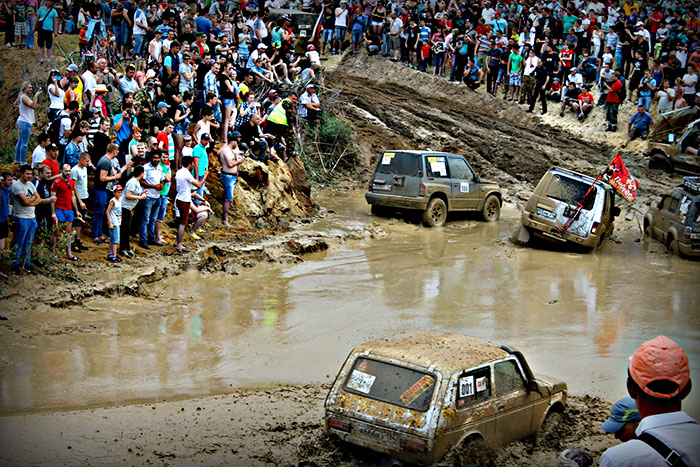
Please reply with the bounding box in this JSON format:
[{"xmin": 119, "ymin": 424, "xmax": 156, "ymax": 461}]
[
  {"xmin": 459, "ymin": 375, "xmax": 475, "ymax": 397},
  {"xmin": 460, "ymin": 182, "xmax": 469, "ymax": 193},
  {"xmin": 476, "ymin": 376, "xmax": 487, "ymax": 392}
]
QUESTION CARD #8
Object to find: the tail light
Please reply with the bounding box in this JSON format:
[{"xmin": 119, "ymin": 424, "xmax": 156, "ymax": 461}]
[
  {"xmin": 683, "ymin": 226, "xmax": 691, "ymax": 241},
  {"xmin": 419, "ymin": 183, "xmax": 426, "ymax": 196},
  {"xmin": 368, "ymin": 179, "xmax": 374, "ymax": 192},
  {"xmin": 591, "ymin": 222, "xmax": 600, "ymax": 234},
  {"xmin": 400, "ymin": 438, "xmax": 427, "ymax": 454},
  {"xmin": 327, "ymin": 418, "xmax": 351, "ymax": 433}
]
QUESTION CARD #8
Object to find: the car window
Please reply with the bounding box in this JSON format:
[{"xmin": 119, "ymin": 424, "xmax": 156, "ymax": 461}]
[
  {"xmin": 424, "ymin": 155, "xmax": 450, "ymax": 178},
  {"xmin": 343, "ymin": 357, "xmax": 437, "ymax": 412},
  {"xmin": 377, "ymin": 152, "xmax": 421, "ymax": 176},
  {"xmin": 668, "ymin": 197, "xmax": 680, "ymax": 214},
  {"xmin": 448, "ymin": 157, "xmax": 475, "ymax": 181},
  {"xmin": 494, "ymin": 360, "xmax": 526, "ymax": 396},
  {"xmin": 455, "ymin": 366, "xmax": 491, "ymax": 409},
  {"xmin": 546, "ymin": 174, "xmax": 596, "ymax": 211}
]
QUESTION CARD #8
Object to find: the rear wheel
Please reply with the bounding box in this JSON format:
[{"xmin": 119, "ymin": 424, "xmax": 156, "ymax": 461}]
[
  {"xmin": 370, "ymin": 204, "xmax": 389, "ymax": 217},
  {"xmin": 422, "ymin": 198, "xmax": 447, "ymax": 227},
  {"xmin": 649, "ymin": 153, "xmax": 673, "ymax": 173},
  {"xmin": 452, "ymin": 437, "xmax": 496, "ymax": 467},
  {"xmin": 668, "ymin": 235, "xmax": 680, "ymax": 256},
  {"xmin": 481, "ymin": 195, "xmax": 501, "ymax": 222}
]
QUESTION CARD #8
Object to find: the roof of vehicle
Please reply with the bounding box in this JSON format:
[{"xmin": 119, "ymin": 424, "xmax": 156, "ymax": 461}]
[
  {"xmin": 382, "ymin": 150, "xmax": 458, "ymax": 156},
  {"xmin": 353, "ymin": 330, "xmax": 509, "ymax": 375},
  {"xmin": 550, "ymin": 167, "xmax": 612, "ymax": 190}
]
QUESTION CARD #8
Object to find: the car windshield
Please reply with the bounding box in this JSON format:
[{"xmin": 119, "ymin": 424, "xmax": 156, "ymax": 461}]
[
  {"xmin": 546, "ymin": 174, "xmax": 596, "ymax": 211},
  {"xmin": 343, "ymin": 358, "xmax": 436, "ymax": 412},
  {"xmin": 377, "ymin": 153, "xmax": 421, "ymax": 176}
]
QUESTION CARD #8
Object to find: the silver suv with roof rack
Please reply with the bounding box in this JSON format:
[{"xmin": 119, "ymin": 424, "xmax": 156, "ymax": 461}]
[
  {"xmin": 644, "ymin": 176, "xmax": 700, "ymax": 258},
  {"xmin": 365, "ymin": 150, "xmax": 502, "ymax": 227}
]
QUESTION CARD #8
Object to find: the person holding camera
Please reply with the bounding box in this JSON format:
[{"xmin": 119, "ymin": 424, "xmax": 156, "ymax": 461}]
[{"xmin": 113, "ymin": 102, "xmax": 138, "ymax": 157}]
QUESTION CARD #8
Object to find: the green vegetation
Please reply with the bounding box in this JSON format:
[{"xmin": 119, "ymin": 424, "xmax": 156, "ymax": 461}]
[{"xmin": 298, "ymin": 112, "xmax": 357, "ymax": 184}]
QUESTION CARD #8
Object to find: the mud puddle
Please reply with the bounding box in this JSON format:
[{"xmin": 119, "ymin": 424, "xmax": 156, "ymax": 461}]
[{"xmin": 1, "ymin": 189, "xmax": 698, "ymax": 420}]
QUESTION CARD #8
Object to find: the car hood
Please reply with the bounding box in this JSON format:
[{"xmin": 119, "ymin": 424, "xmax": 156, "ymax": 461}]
[{"xmin": 533, "ymin": 372, "xmax": 567, "ymax": 396}]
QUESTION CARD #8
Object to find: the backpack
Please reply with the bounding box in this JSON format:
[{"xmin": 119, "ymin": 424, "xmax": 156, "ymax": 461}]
[{"xmin": 46, "ymin": 112, "xmax": 64, "ymax": 144}]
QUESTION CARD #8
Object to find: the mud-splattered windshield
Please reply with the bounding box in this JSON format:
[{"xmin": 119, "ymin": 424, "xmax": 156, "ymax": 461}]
[
  {"xmin": 343, "ymin": 358, "xmax": 436, "ymax": 412},
  {"xmin": 546, "ymin": 175, "xmax": 596, "ymax": 211}
]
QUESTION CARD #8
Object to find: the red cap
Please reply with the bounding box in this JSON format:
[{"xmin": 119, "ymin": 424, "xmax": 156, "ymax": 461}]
[{"xmin": 629, "ymin": 335, "xmax": 690, "ymax": 399}]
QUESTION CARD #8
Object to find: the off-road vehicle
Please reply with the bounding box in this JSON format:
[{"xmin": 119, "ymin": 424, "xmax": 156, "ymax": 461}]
[
  {"xmin": 365, "ymin": 150, "xmax": 502, "ymax": 227},
  {"xmin": 644, "ymin": 176, "xmax": 700, "ymax": 258},
  {"xmin": 324, "ymin": 330, "xmax": 567, "ymax": 465},
  {"xmin": 514, "ymin": 167, "xmax": 620, "ymax": 250},
  {"xmin": 645, "ymin": 107, "xmax": 700, "ymax": 175}
]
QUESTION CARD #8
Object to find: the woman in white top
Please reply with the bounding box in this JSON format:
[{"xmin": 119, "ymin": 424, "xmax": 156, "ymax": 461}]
[
  {"xmin": 15, "ymin": 81, "xmax": 41, "ymax": 164},
  {"xmin": 47, "ymin": 69, "xmax": 65, "ymax": 121}
]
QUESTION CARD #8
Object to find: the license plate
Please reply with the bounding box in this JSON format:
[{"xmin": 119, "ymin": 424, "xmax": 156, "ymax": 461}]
[
  {"xmin": 354, "ymin": 422, "xmax": 399, "ymax": 447},
  {"xmin": 373, "ymin": 184, "xmax": 392, "ymax": 192},
  {"xmin": 691, "ymin": 233, "xmax": 700, "ymax": 240},
  {"xmin": 537, "ymin": 207, "xmax": 556, "ymax": 219}
]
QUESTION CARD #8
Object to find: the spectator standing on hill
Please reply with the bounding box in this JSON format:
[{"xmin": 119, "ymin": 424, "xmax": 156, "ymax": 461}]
[
  {"xmin": 0, "ymin": 172, "xmax": 13, "ymax": 252},
  {"xmin": 174, "ymin": 156, "xmax": 208, "ymax": 252},
  {"xmin": 34, "ymin": 0, "xmax": 58, "ymax": 64},
  {"xmin": 600, "ymin": 335, "xmax": 700, "ymax": 466},
  {"xmin": 50, "ymin": 163, "xmax": 82, "ymax": 261},
  {"xmin": 93, "ymin": 144, "xmax": 131, "ymax": 245},
  {"xmin": 69, "ymin": 152, "xmax": 89, "ymax": 252},
  {"xmin": 218, "ymin": 134, "xmax": 246, "ymax": 227},
  {"xmin": 604, "ymin": 71, "xmax": 623, "ymax": 132},
  {"xmin": 528, "ymin": 59, "xmax": 550, "ymax": 115},
  {"xmin": 139, "ymin": 151, "xmax": 164, "ymax": 249},
  {"xmin": 119, "ymin": 165, "xmax": 146, "ymax": 258},
  {"xmin": 15, "ymin": 81, "xmax": 41, "ymax": 164},
  {"xmin": 11, "ymin": 165, "xmax": 48, "ymax": 275}
]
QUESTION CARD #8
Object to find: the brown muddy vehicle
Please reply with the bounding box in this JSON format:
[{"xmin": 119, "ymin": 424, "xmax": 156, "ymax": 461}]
[
  {"xmin": 266, "ymin": 9, "xmax": 321, "ymax": 54},
  {"xmin": 324, "ymin": 330, "xmax": 567, "ymax": 465},
  {"xmin": 644, "ymin": 176, "xmax": 700, "ymax": 258},
  {"xmin": 645, "ymin": 108, "xmax": 700, "ymax": 175},
  {"xmin": 514, "ymin": 167, "xmax": 620, "ymax": 250},
  {"xmin": 365, "ymin": 150, "xmax": 502, "ymax": 227}
]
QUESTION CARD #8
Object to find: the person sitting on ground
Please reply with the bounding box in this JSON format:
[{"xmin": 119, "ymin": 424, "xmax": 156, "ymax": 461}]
[
  {"xmin": 599, "ymin": 335, "xmax": 700, "ymax": 466},
  {"xmin": 298, "ymin": 83, "xmax": 321, "ymax": 124},
  {"xmin": 601, "ymin": 397, "xmax": 642, "ymax": 443},
  {"xmin": 462, "ymin": 55, "xmax": 484, "ymax": 91},
  {"xmin": 548, "ymin": 77, "xmax": 562, "ymax": 101},
  {"xmin": 623, "ymin": 105, "xmax": 654, "ymax": 147},
  {"xmin": 174, "ymin": 155, "xmax": 209, "ymax": 252},
  {"xmin": 572, "ymin": 85, "xmax": 595, "ymax": 121},
  {"xmin": 559, "ymin": 82, "xmax": 581, "ymax": 117},
  {"xmin": 363, "ymin": 28, "xmax": 381, "ymax": 56}
]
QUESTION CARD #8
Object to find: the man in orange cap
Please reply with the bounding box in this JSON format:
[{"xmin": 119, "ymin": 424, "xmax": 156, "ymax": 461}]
[{"xmin": 600, "ymin": 335, "xmax": 699, "ymax": 466}]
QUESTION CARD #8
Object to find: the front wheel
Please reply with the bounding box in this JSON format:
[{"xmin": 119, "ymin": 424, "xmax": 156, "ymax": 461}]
[
  {"xmin": 422, "ymin": 198, "xmax": 447, "ymax": 227},
  {"xmin": 481, "ymin": 195, "xmax": 501, "ymax": 222}
]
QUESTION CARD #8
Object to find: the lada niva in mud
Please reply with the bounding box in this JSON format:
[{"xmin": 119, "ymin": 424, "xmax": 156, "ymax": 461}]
[
  {"xmin": 365, "ymin": 150, "xmax": 502, "ymax": 227},
  {"xmin": 645, "ymin": 108, "xmax": 700, "ymax": 175},
  {"xmin": 514, "ymin": 167, "xmax": 620, "ymax": 250},
  {"xmin": 324, "ymin": 330, "xmax": 567, "ymax": 465},
  {"xmin": 644, "ymin": 176, "xmax": 700, "ymax": 258}
]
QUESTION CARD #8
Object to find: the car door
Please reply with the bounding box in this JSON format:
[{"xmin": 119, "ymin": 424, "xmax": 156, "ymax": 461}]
[
  {"xmin": 492, "ymin": 358, "xmax": 538, "ymax": 446},
  {"xmin": 662, "ymin": 196, "xmax": 681, "ymax": 243},
  {"xmin": 653, "ymin": 196, "xmax": 671, "ymax": 240},
  {"xmin": 446, "ymin": 156, "xmax": 478, "ymax": 210},
  {"xmin": 445, "ymin": 365, "xmax": 496, "ymax": 443}
]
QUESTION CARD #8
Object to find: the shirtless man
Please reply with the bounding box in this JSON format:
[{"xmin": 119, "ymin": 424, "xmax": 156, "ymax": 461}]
[{"xmin": 218, "ymin": 131, "xmax": 246, "ymax": 226}]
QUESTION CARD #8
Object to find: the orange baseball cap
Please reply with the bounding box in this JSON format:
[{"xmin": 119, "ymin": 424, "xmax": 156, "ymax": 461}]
[{"xmin": 629, "ymin": 335, "xmax": 690, "ymax": 400}]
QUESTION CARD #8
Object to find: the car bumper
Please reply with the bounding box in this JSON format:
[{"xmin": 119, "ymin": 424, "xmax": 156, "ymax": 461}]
[
  {"xmin": 522, "ymin": 215, "xmax": 599, "ymax": 248},
  {"xmin": 365, "ymin": 192, "xmax": 428, "ymax": 211},
  {"xmin": 678, "ymin": 241, "xmax": 700, "ymax": 257}
]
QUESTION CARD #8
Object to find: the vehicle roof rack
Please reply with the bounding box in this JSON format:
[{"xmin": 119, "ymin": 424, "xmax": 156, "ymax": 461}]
[{"xmin": 682, "ymin": 176, "xmax": 700, "ymax": 194}]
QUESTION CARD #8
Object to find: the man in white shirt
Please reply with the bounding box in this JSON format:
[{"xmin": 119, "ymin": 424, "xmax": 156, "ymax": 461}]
[
  {"xmin": 520, "ymin": 49, "xmax": 540, "ymax": 104},
  {"xmin": 333, "ymin": 0, "xmax": 349, "ymax": 55},
  {"xmin": 69, "ymin": 152, "xmax": 90, "ymax": 251},
  {"xmin": 174, "ymin": 155, "xmax": 208, "ymax": 251},
  {"xmin": 388, "ymin": 11, "xmax": 402, "ymax": 61},
  {"xmin": 299, "ymin": 83, "xmax": 321, "ymax": 123},
  {"xmin": 682, "ymin": 64, "xmax": 698, "ymax": 103},
  {"xmin": 81, "ymin": 60, "xmax": 98, "ymax": 108},
  {"xmin": 31, "ymin": 133, "xmax": 51, "ymax": 168},
  {"xmin": 132, "ymin": 0, "xmax": 150, "ymax": 57},
  {"xmin": 481, "ymin": 1, "xmax": 495, "ymax": 24}
]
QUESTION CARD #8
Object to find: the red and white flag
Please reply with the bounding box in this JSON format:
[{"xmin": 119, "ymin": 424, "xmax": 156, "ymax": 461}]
[{"xmin": 606, "ymin": 153, "xmax": 639, "ymax": 202}]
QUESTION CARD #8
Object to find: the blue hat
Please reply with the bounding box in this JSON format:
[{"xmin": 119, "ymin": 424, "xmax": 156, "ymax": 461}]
[
  {"xmin": 157, "ymin": 102, "xmax": 170, "ymax": 109},
  {"xmin": 600, "ymin": 397, "xmax": 641, "ymax": 433}
]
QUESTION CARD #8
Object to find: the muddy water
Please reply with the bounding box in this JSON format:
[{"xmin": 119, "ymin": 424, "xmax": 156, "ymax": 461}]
[{"xmin": 1, "ymin": 190, "xmax": 699, "ymax": 419}]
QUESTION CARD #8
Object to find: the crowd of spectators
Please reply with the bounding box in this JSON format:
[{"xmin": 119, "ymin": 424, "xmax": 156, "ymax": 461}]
[
  {"xmin": 2, "ymin": 0, "xmax": 700, "ymax": 276},
  {"xmin": 3, "ymin": 0, "xmax": 326, "ymax": 275}
]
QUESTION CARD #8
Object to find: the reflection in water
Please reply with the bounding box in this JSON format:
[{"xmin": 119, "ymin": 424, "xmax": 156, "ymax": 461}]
[{"xmin": 0, "ymin": 190, "xmax": 698, "ymax": 420}]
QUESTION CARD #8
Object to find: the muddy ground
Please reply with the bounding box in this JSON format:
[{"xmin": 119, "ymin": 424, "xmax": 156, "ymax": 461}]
[
  {"xmin": 0, "ymin": 384, "xmax": 617, "ymax": 466},
  {"xmin": 0, "ymin": 47, "xmax": 694, "ymax": 465}
]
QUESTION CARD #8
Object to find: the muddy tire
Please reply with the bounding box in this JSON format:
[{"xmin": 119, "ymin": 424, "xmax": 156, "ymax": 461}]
[
  {"xmin": 649, "ymin": 154, "xmax": 673, "ymax": 173},
  {"xmin": 668, "ymin": 236, "xmax": 680, "ymax": 256},
  {"xmin": 422, "ymin": 198, "xmax": 447, "ymax": 227},
  {"xmin": 481, "ymin": 195, "xmax": 501, "ymax": 222},
  {"xmin": 370, "ymin": 204, "xmax": 389, "ymax": 217},
  {"xmin": 643, "ymin": 219, "xmax": 651, "ymax": 236},
  {"xmin": 536, "ymin": 409, "xmax": 565, "ymax": 449},
  {"xmin": 450, "ymin": 437, "xmax": 496, "ymax": 467}
]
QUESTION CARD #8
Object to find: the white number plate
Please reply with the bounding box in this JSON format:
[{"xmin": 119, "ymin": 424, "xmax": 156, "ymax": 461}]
[
  {"xmin": 537, "ymin": 207, "xmax": 556, "ymax": 219},
  {"xmin": 373, "ymin": 184, "xmax": 392, "ymax": 191},
  {"xmin": 354, "ymin": 422, "xmax": 399, "ymax": 447}
]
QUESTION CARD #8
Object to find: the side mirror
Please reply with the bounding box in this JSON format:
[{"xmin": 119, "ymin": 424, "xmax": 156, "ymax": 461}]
[
  {"xmin": 612, "ymin": 206, "xmax": 621, "ymax": 217},
  {"xmin": 527, "ymin": 380, "xmax": 539, "ymax": 393}
]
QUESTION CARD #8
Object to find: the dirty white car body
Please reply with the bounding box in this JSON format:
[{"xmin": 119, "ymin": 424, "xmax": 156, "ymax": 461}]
[{"xmin": 324, "ymin": 331, "xmax": 567, "ymax": 465}]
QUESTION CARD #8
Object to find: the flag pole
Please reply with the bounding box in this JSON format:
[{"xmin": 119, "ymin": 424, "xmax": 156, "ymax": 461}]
[{"xmin": 556, "ymin": 166, "xmax": 611, "ymax": 235}]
